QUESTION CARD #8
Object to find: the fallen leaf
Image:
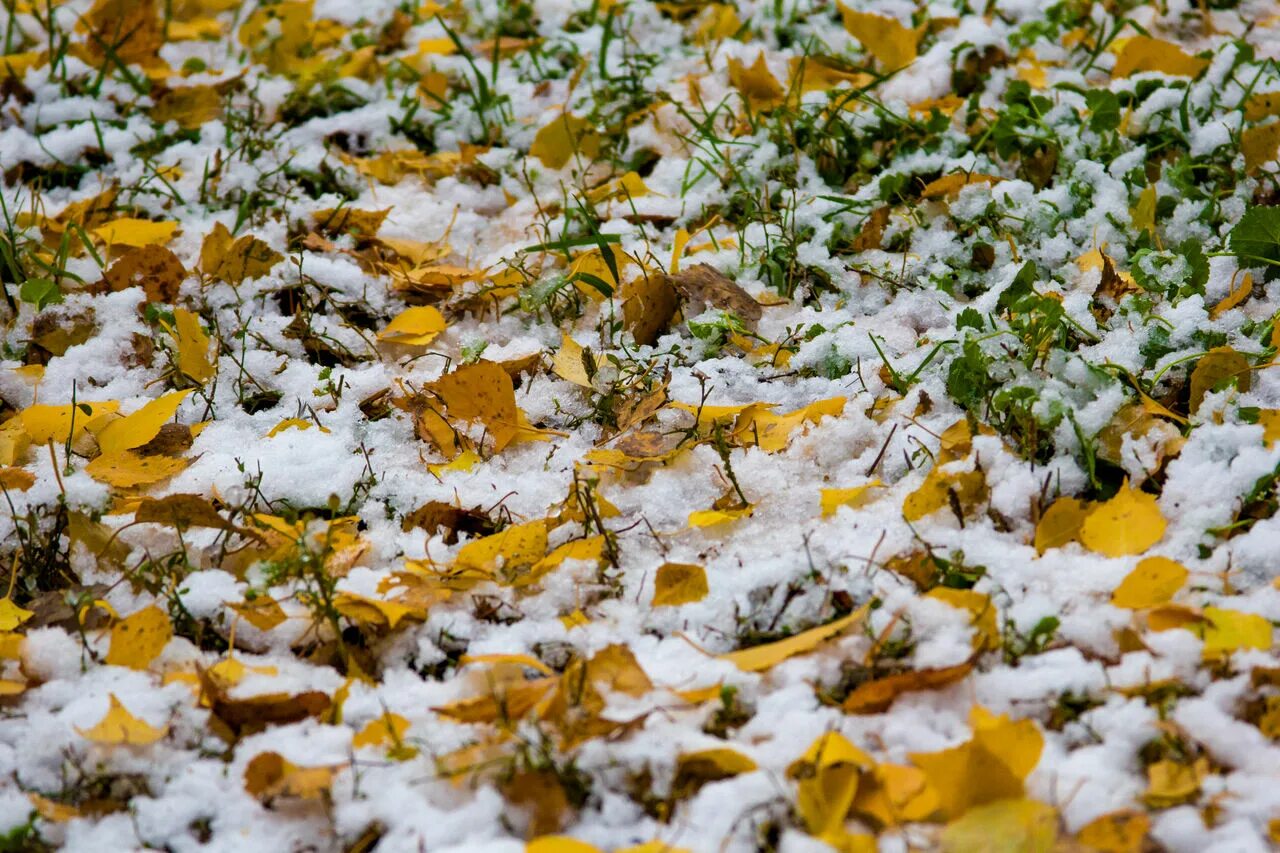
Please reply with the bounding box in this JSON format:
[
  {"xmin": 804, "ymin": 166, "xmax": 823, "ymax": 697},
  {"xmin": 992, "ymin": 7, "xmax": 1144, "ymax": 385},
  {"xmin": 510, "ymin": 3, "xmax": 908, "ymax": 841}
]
[
  {"xmin": 1112, "ymin": 36, "xmax": 1208, "ymax": 78},
  {"xmin": 721, "ymin": 603, "xmax": 869, "ymax": 672},
  {"xmin": 244, "ymin": 751, "xmax": 341, "ymax": 800},
  {"xmin": 842, "ymin": 662, "xmax": 974, "ymax": 714},
  {"xmin": 378, "ymin": 306, "xmax": 447, "ymax": 347},
  {"xmin": 1198, "ymin": 606, "xmax": 1272, "ymax": 659},
  {"xmin": 726, "ymin": 52, "xmax": 785, "ymax": 110},
  {"xmin": 426, "ymin": 361, "xmax": 521, "ymax": 453},
  {"xmin": 92, "ymin": 390, "xmax": 192, "ymax": 455},
  {"xmin": 530, "ymin": 114, "xmax": 600, "ymax": 168},
  {"xmin": 334, "ymin": 591, "xmax": 427, "ymax": 630},
  {"xmin": 1079, "ymin": 483, "xmax": 1166, "ymax": 557},
  {"xmin": 0, "ymin": 468, "xmax": 35, "ymax": 492},
  {"xmin": 76, "ymin": 694, "xmax": 167, "ymax": 746},
  {"xmin": 1142, "ymin": 757, "xmax": 1208, "ymax": 808},
  {"xmin": 939, "ymin": 797, "xmax": 1057, "ymax": 853},
  {"xmin": 663, "ymin": 263, "xmax": 762, "ymax": 324},
  {"xmin": 230, "ymin": 597, "xmax": 287, "ymax": 632},
  {"xmin": 1210, "ymin": 272, "xmax": 1253, "ymax": 318},
  {"xmin": 838, "ymin": 5, "xmax": 921, "ymax": 70},
  {"xmin": 525, "ymin": 837, "xmax": 602, "ymax": 853},
  {"xmin": 451, "ymin": 520, "xmax": 549, "ymax": 584},
  {"xmin": 1111, "ymin": 557, "xmax": 1188, "ymax": 609},
  {"xmin": 172, "ymin": 308, "xmax": 215, "ymax": 383},
  {"xmin": 200, "ymin": 222, "xmax": 283, "ymax": 284},
  {"xmin": 733, "ymin": 397, "xmax": 845, "ymax": 452},
  {"xmin": 652, "ymin": 563, "xmax": 708, "ymax": 606},
  {"xmin": 903, "ymin": 466, "xmax": 988, "ymax": 522},
  {"xmin": 821, "ymin": 481, "xmax": 883, "ymax": 517},
  {"xmin": 21, "ymin": 401, "xmax": 119, "ymax": 445},
  {"xmin": 920, "ymin": 173, "xmax": 1003, "ymax": 200},
  {"xmin": 91, "ymin": 218, "xmax": 178, "ymax": 248},
  {"xmin": 0, "ymin": 598, "xmax": 34, "ymax": 632},
  {"xmin": 688, "ymin": 504, "xmax": 753, "ymax": 527},
  {"xmin": 926, "ymin": 588, "xmax": 999, "ymax": 651},
  {"xmin": 105, "ymin": 605, "xmax": 171, "ymax": 670},
  {"xmin": 1076, "ymin": 809, "xmax": 1150, "ymax": 853},
  {"xmin": 1189, "ymin": 347, "xmax": 1251, "ymax": 412},
  {"xmin": 552, "ymin": 335, "xmax": 594, "ymax": 388},
  {"xmin": 909, "ymin": 706, "xmax": 1044, "ymax": 819},
  {"xmin": 103, "ymin": 245, "xmax": 185, "ymax": 303},
  {"xmin": 87, "ymin": 451, "xmax": 189, "ymax": 487},
  {"xmin": 672, "ymin": 747, "xmax": 758, "ymax": 798},
  {"xmin": 786, "ymin": 731, "xmax": 874, "ymax": 838},
  {"xmin": 82, "ymin": 0, "xmax": 164, "ymax": 67},
  {"xmin": 1034, "ymin": 497, "xmax": 1089, "ymax": 553}
]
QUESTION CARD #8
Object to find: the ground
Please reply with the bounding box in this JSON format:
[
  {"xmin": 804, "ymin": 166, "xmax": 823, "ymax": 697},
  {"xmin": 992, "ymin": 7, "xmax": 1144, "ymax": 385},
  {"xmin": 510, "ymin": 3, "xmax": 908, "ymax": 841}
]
[{"xmin": 2, "ymin": 0, "xmax": 1280, "ymax": 851}]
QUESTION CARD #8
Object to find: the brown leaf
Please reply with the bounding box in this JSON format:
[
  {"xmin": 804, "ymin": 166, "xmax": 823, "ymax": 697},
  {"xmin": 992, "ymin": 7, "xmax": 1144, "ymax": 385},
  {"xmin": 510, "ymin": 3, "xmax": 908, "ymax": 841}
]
[
  {"xmin": 621, "ymin": 272, "xmax": 678, "ymax": 346},
  {"xmin": 426, "ymin": 361, "xmax": 520, "ymax": 452},
  {"xmin": 103, "ymin": 245, "xmax": 186, "ymax": 303},
  {"xmin": 83, "ymin": 0, "xmax": 163, "ymax": 67},
  {"xmin": 133, "ymin": 422, "xmax": 193, "ymax": 456},
  {"xmin": 501, "ymin": 770, "xmax": 575, "ymax": 838},
  {"xmin": 852, "ymin": 207, "xmax": 890, "ymax": 251},
  {"xmin": 841, "ymin": 662, "xmax": 974, "ymax": 714},
  {"xmin": 401, "ymin": 501, "xmax": 496, "ymax": 544},
  {"xmin": 663, "ymin": 264, "xmax": 762, "ymax": 324},
  {"xmin": 134, "ymin": 494, "xmax": 261, "ymax": 541},
  {"xmin": 199, "ymin": 667, "xmax": 331, "ymax": 736}
]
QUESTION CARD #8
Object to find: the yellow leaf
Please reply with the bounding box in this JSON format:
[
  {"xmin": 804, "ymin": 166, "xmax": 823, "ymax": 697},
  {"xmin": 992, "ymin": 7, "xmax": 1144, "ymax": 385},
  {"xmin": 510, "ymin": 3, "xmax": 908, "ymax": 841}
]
[
  {"xmin": 1112, "ymin": 36, "xmax": 1208, "ymax": 78},
  {"xmin": 20, "ymin": 401, "xmax": 119, "ymax": 445},
  {"xmin": 821, "ymin": 480, "xmax": 882, "ymax": 517},
  {"xmin": 172, "ymin": 308, "xmax": 215, "ymax": 383},
  {"xmin": 1079, "ymin": 483, "xmax": 1166, "ymax": 557},
  {"xmin": 926, "ymin": 588, "xmax": 999, "ymax": 651},
  {"xmin": 150, "ymin": 84, "xmax": 223, "ymax": 128},
  {"xmin": 1199, "ymin": 606, "xmax": 1272, "ymax": 659},
  {"xmin": 920, "ymin": 173, "xmax": 1003, "ymax": 200},
  {"xmin": 1142, "ymin": 757, "xmax": 1207, "ymax": 808},
  {"xmin": 427, "ymin": 361, "xmax": 521, "ymax": 452},
  {"xmin": 786, "ymin": 732, "xmax": 874, "ymax": 837},
  {"xmin": 93, "ymin": 390, "xmax": 192, "ymax": 455},
  {"xmin": 586, "ymin": 171, "xmax": 649, "ymax": 204},
  {"xmin": 903, "ymin": 467, "xmax": 987, "ymax": 522},
  {"xmin": 1111, "ymin": 557, "xmax": 1188, "ymax": 609},
  {"xmin": 87, "ymin": 451, "xmax": 188, "ymax": 488},
  {"xmin": 688, "ymin": 505, "xmax": 753, "ymax": 527},
  {"xmin": 552, "ymin": 335, "xmax": 593, "ymax": 388},
  {"xmin": 0, "ymin": 419, "xmax": 28, "ymax": 467},
  {"xmin": 1076, "ymin": 809, "xmax": 1150, "ymax": 853},
  {"xmin": 838, "ymin": 5, "xmax": 921, "ymax": 70},
  {"xmin": 1244, "ymin": 121, "xmax": 1280, "ymax": 173},
  {"xmin": 266, "ymin": 418, "xmax": 329, "ymax": 438},
  {"xmin": 560, "ymin": 609, "xmax": 589, "ymax": 630},
  {"xmin": 721, "ymin": 603, "xmax": 869, "ymax": 672},
  {"xmin": 200, "ymin": 222, "xmax": 283, "ymax": 284},
  {"xmin": 230, "ymin": 597, "xmax": 287, "ymax": 632},
  {"xmin": 237, "ymin": 0, "xmax": 314, "ymax": 74},
  {"xmin": 453, "ymin": 519, "xmax": 549, "ymax": 581},
  {"xmin": 909, "ymin": 706, "xmax": 1043, "ymax": 819},
  {"xmin": 105, "ymin": 605, "xmax": 172, "ymax": 669},
  {"xmin": 521, "ymin": 536, "xmax": 607, "ymax": 588},
  {"xmin": 167, "ymin": 17, "xmax": 223, "ymax": 40},
  {"xmin": 0, "ymin": 51, "xmax": 45, "ymax": 79},
  {"xmin": 726, "ymin": 52, "xmax": 785, "ymax": 110},
  {"xmin": 1189, "ymin": 347, "xmax": 1252, "ymax": 412},
  {"xmin": 76, "ymin": 694, "xmax": 167, "ymax": 746},
  {"xmin": 428, "ymin": 449, "xmax": 480, "ymax": 476},
  {"xmin": 733, "ymin": 397, "xmax": 845, "ymax": 452},
  {"xmin": 525, "ymin": 838, "xmax": 602, "ymax": 853},
  {"xmin": 244, "ymin": 751, "xmax": 340, "ymax": 800},
  {"xmin": 530, "ymin": 113, "xmax": 600, "ymax": 169},
  {"xmin": 378, "ymin": 306, "xmax": 447, "ymax": 347},
  {"xmin": 1245, "ymin": 92, "xmax": 1280, "ymax": 122},
  {"xmin": 1210, "ymin": 272, "xmax": 1253, "ymax": 319},
  {"xmin": 673, "ymin": 747, "xmax": 758, "ymax": 796},
  {"xmin": 940, "ymin": 798, "xmax": 1057, "ymax": 853},
  {"xmin": 1034, "ymin": 497, "xmax": 1089, "ymax": 553},
  {"xmin": 352, "ymin": 712, "xmax": 413, "ymax": 759},
  {"xmin": 0, "ymin": 598, "xmax": 33, "ymax": 632},
  {"xmin": 692, "ymin": 3, "xmax": 741, "ymax": 44},
  {"xmin": 334, "ymin": 591, "xmax": 427, "ymax": 630},
  {"xmin": 1130, "ymin": 184, "xmax": 1156, "ymax": 236},
  {"xmin": 652, "ymin": 562, "xmax": 708, "ymax": 606},
  {"xmin": 91, "ymin": 218, "xmax": 178, "ymax": 248},
  {"xmin": 788, "ymin": 55, "xmax": 873, "ymax": 94}
]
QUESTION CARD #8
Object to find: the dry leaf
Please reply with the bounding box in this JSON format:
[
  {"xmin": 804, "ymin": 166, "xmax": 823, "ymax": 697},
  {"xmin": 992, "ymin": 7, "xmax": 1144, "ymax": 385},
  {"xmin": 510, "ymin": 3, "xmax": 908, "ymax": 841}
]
[
  {"xmin": 1112, "ymin": 36, "xmax": 1208, "ymax": 78},
  {"xmin": 21, "ymin": 401, "xmax": 119, "ymax": 445},
  {"xmin": 378, "ymin": 306, "xmax": 447, "ymax": 347},
  {"xmin": 726, "ymin": 52, "xmax": 785, "ymax": 110},
  {"xmin": 664, "ymin": 263, "xmax": 762, "ymax": 324},
  {"xmin": 91, "ymin": 218, "xmax": 178, "ymax": 248},
  {"xmin": 103, "ymin": 245, "xmax": 185, "ymax": 303},
  {"xmin": 1111, "ymin": 557, "xmax": 1188, "ymax": 609},
  {"xmin": 530, "ymin": 114, "xmax": 600, "ymax": 168},
  {"xmin": 939, "ymin": 797, "xmax": 1057, "ymax": 853},
  {"xmin": 105, "ymin": 605, "xmax": 172, "ymax": 670},
  {"xmin": 838, "ymin": 5, "xmax": 921, "ymax": 70},
  {"xmin": 672, "ymin": 748, "xmax": 758, "ymax": 798},
  {"xmin": 721, "ymin": 604, "xmax": 869, "ymax": 672},
  {"xmin": 552, "ymin": 335, "xmax": 594, "ymax": 388},
  {"xmin": 652, "ymin": 563, "xmax": 708, "ymax": 606},
  {"xmin": 1034, "ymin": 497, "xmax": 1089, "ymax": 553},
  {"xmin": 172, "ymin": 308, "xmax": 215, "ymax": 383},
  {"xmin": 1189, "ymin": 347, "xmax": 1251, "ymax": 412},
  {"xmin": 92, "ymin": 390, "xmax": 192, "ymax": 455},
  {"xmin": 841, "ymin": 662, "xmax": 973, "ymax": 714},
  {"xmin": 76, "ymin": 694, "xmax": 167, "ymax": 746},
  {"xmin": 1079, "ymin": 482, "xmax": 1165, "ymax": 557},
  {"xmin": 1076, "ymin": 809, "xmax": 1150, "ymax": 853},
  {"xmin": 244, "ymin": 751, "xmax": 341, "ymax": 800},
  {"xmin": 821, "ymin": 481, "xmax": 882, "ymax": 517}
]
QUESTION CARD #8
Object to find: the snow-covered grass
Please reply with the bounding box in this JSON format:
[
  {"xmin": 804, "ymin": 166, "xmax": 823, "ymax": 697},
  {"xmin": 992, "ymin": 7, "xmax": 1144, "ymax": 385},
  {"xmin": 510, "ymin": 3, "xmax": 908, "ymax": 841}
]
[{"xmin": 2, "ymin": 0, "xmax": 1280, "ymax": 850}]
